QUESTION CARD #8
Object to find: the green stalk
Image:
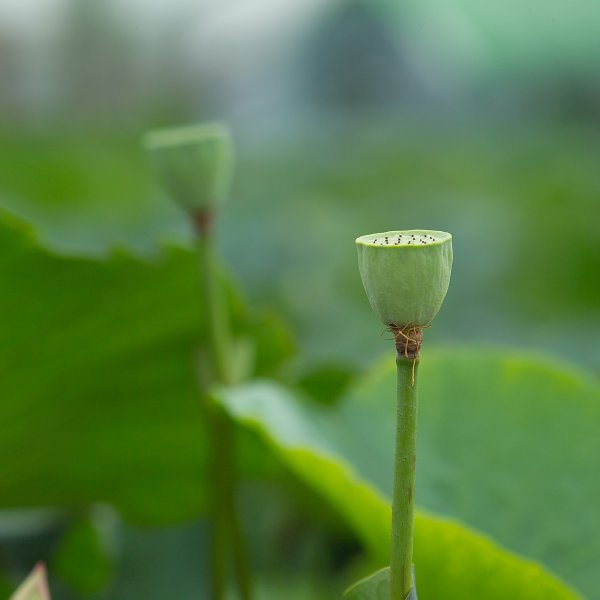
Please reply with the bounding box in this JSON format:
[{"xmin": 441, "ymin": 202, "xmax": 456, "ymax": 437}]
[
  {"xmin": 390, "ymin": 356, "xmax": 418, "ymax": 599},
  {"xmin": 197, "ymin": 231, "xmax": 231, "ymax": 385},
  {"xmin": 198, "ymin": 227, "xmax": 253, "ymax": 600},
  {"xmin": 210, "ymin": 404, "xmax": 252, "ymax": 600},
  {"xmin": 210, "ymin": 413, "xmax": 228, "ymax": 600}
]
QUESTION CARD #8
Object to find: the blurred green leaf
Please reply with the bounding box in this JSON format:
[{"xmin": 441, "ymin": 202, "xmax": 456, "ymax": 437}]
[
  {"xmin": 0, "ymin": 132, "xmax": 189, "ymax": 257},
  {"xmin": 53, "ymin": 516, "xmax": 113, "ymax": 596},
  {"xmin": 0, "ymin": 573, "xmax": 14, "ymax": 600},
  {"xmin": 0, "ymin": 209, "xmax": 289, "ymax": 522},
  {"xmin": 344, "ymin": 567, "xmax": 390, "ymax": 600},
  {"xmin": 245, "ymin": 310, "xmax": 297, "ymax": 379},
  {"xmin": 9, "ymin": 565, "xmax": 50, "ymax": 600},
  {"xmin": 296, "ymin": 364, "xmax": 354, "ymax": 406},
  {"xmin": 215, "ymin": 349, "xmax": 595, "ymax": 599},
  {"xmin": 0, "ymin": 210, "xmax": 207, "ymax": 522}
]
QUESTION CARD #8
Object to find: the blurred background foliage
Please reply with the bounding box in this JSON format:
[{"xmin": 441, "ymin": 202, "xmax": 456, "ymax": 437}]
[{"xmin": 0, "ymin": 0, "xmax": 598, "ymax": 598}]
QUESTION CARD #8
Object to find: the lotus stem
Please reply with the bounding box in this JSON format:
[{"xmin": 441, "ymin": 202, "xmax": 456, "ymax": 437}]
[{"xmin": 391, "ymin": 355, "xmax": 418, "ymax": 599}]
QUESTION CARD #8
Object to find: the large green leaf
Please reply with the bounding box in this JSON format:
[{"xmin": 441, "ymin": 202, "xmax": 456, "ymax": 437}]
[
  {"xmin": 215, "ymin": 372, "xmax": 582, "ymax": 599},
  {"xmin": 0, "ymin": 209, "xmax": 206, "ymax": 521},
  {"xmin": 353, "ymin": 350, "xmax": 600, "ymax": 598},
  {"xmin": 0, "ymin": 209, "xmax": 289, "ymax": 522}
]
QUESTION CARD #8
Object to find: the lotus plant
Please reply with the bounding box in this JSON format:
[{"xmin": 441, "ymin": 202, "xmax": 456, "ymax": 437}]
[
  {"xmin": 144, "ymin": 123, "xmax": 252, "ymax": 600},
  {"xmin": 346, "ymin": 230, "xmax": 453, "ymax": 600}
]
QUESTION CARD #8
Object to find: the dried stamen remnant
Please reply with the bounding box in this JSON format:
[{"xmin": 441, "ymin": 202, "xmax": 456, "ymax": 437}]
[{"xmin": 389, "ymin": 324, "xmax": 423, "ymax": 359}]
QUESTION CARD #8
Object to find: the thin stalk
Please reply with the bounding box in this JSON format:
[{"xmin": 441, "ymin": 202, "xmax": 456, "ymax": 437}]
[
  {"xmin": 210, "ymin": 412, "xmax": 228, "ymax": 600},
  {"xmin": 197, "ymin": 226, "xmax": 253, "ymax": 600},
  {"xmin": 390, "ymin": 356, "xmax": 419, "ymax": 599},
  {"xmin": 210, "ymin": 404, "xmax": 253, "ymax": 600},
  {"xmin": 197, "ymin": 231, "xmax": 231, "ymax": 385}
]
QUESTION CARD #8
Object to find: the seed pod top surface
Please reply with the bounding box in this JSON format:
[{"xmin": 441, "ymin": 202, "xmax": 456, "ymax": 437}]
[
  {"xmin": 143, "ymin": 122, "xmax": 233, "ymax": 212},
  {"xmin": 356, "ymin": 229, "xmax": 452, "ymax": 327}
]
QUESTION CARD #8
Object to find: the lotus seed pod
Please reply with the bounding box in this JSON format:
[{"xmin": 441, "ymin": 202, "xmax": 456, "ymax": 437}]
[
  {"xmin": 356, "ymin": 230, "xmax": 452, "ymax": 327},
  {"xmin": 143, "ymin": 122, "xmax": 233, "ymax": 212}
]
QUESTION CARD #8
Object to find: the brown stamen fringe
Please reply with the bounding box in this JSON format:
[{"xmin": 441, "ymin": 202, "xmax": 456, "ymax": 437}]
[
  {"xmin": 388, "ymin": 324, "xmax": 426, "ymax": 385},
  {"xmin": 389, "ymin": 324, "xmax": 423, "ymax": 359},
  {"xmin": 192, "ymin": 209, "xmax": 213, "ymax": 235}
]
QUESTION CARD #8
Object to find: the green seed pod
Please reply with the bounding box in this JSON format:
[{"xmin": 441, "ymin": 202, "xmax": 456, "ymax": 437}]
[
  {"xmin": 143, "ymin": 122, "xmax": 233, "ymax": 212},
  {"xmin": 356, "ymin": 229, "xmax": 452, "ymax": 328}
]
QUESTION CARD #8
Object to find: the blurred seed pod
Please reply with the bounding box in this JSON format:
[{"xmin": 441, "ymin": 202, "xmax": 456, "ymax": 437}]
[{"xmin": 143, "ymin": 122, "xmax": 233, "ymax": 213}]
